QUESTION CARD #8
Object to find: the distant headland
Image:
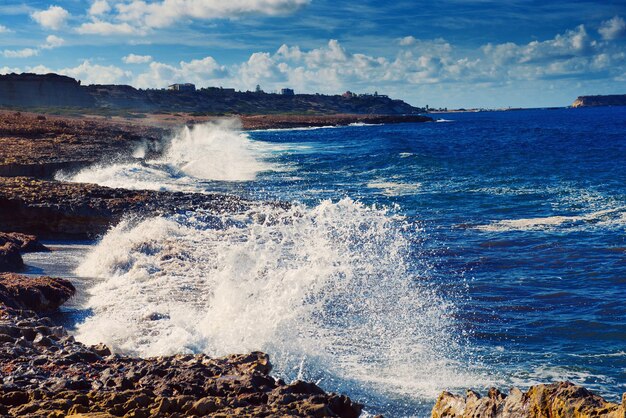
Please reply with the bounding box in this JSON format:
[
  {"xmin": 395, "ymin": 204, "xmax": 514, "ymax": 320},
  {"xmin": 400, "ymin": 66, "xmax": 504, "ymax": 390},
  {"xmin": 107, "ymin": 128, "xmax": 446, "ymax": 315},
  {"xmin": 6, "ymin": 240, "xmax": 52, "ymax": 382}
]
[
  {"xmin": 572, "ymin": 94, "xmax": 626, "ymax": 108},
  {"xmin": 0, "ymin": 72, "xmax": 424, "ymax": 116}
]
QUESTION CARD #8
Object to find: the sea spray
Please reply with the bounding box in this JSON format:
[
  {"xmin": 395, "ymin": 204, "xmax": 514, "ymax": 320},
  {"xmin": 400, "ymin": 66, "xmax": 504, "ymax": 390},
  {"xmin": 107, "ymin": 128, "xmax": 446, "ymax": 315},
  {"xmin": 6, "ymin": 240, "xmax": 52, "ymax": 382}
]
[
  {"xmin": 77, "ymin": 199, "xmax": 476, "ymax": 402},
  {"xmin": 74, "ymin": 198, "xmax": 489, "ymax": 404},
  {"xmin": 57, "ymin": 120, "xmax": 278, "ymax": 191}
]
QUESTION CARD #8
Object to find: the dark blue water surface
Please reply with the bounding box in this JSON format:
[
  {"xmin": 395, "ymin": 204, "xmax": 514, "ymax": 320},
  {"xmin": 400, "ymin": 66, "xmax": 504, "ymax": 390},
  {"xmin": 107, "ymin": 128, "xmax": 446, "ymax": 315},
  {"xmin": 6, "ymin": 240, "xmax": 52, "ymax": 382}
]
[{"xmin": 240, "ymin": 107, "xmax": 626, "ymax": 404}]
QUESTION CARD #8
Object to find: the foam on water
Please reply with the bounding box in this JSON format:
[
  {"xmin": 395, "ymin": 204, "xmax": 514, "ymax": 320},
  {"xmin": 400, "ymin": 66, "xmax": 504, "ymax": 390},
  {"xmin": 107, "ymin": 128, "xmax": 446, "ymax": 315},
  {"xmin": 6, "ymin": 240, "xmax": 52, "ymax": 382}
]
[
  {"xmin": 74, "ymin": 198, "xmax": 490, "ymax": 404},
  {"xmin": 57, "ymin": 120, "xmax": 277, "ymax": 191},
  {"xmin": 367, "ymin": 180, "xmax": 422, "ymax": 196},
  {"xmin": 474, "ymin": 207, "xmax": 626, "ymax": 232}
]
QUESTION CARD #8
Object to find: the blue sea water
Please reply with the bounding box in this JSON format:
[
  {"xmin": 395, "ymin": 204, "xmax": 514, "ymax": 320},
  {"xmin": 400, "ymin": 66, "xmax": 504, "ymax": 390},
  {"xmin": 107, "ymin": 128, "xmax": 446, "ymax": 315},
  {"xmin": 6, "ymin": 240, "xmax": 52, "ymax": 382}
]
[{"xmin": 44, "ymin": 106, "xmax": 626, "ymax": 417}]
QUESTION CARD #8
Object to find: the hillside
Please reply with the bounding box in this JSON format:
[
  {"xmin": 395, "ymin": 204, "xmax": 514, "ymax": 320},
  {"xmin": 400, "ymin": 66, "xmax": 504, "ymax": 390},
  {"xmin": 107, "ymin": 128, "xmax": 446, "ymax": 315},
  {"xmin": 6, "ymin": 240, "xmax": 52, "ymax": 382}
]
[
  {"xmin": 572, "ymin": 94, "xmax": 626, "ymax": 108},
  {"xmin": 0, "ymin": 73, "xmax": 423, "ymax": 115}
]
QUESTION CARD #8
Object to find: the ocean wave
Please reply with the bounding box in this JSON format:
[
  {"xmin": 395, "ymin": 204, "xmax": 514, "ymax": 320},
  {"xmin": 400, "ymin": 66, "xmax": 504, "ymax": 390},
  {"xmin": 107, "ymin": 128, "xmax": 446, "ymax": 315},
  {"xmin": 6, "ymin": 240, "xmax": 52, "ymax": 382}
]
[
  {"xmin": 74, "ymin": 198, "xmax": 489, "ymax": 400},
  {"xmin": 57, "ymin": 120, "xmax": 280, "ymax": 191}
]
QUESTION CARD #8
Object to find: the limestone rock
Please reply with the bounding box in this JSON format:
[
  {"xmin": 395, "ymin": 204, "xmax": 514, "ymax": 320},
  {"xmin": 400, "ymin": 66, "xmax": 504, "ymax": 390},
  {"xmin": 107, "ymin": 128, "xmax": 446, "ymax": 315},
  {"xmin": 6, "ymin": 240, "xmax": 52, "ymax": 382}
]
[{"xmin": 431, "ymin": 382, "xmax": 625, "ymax": 418}]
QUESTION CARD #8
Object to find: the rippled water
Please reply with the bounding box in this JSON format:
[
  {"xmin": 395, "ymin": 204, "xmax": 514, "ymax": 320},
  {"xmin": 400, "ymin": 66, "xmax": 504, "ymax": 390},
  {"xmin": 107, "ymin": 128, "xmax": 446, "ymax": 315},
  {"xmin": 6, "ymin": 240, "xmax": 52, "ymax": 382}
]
[{"xmin": 47, "ymin": 106, "xmax": 626, "ymax": 417}]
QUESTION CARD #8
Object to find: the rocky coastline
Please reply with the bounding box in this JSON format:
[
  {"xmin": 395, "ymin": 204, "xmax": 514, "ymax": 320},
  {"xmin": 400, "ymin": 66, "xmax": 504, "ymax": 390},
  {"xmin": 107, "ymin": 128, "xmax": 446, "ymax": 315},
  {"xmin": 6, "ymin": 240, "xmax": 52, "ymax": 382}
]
[
  {"xmin": 0, "ymin": 108, "xmax": 622, "ymax": 417},
  {"xmin": 0, "ymin": 273, "xmax": 362, "ymax": 417}
]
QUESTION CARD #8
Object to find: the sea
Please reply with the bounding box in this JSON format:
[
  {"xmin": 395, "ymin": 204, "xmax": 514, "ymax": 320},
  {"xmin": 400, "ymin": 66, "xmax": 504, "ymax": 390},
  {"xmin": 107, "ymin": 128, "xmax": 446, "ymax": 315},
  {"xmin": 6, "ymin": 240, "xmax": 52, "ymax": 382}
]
[{"xmin": 23, "ymin": 106, "xmax": 626, "ymax": 417}]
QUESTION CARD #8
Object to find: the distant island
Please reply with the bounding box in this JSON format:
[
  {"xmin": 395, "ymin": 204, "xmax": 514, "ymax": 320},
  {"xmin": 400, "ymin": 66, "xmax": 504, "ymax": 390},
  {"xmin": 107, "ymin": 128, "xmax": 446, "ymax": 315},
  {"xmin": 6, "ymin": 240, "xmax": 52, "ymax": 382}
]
[
  {"xmin": 0, "ymin": 72, "xmax": 424, "ymax": 116},
  {"xmin": 572, "ymin": 94, "xmax": 626, "ymax": 108}
]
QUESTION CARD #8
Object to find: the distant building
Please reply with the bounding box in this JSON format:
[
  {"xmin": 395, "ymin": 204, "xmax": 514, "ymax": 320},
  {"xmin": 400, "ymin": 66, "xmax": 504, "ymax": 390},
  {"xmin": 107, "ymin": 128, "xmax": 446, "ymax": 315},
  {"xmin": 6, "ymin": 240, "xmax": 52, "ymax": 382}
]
[
  {"xmin": 342, "ymin": 91, "xmax": 356, "ymax": 98},
  {"xmin": 203, "ymin": 86, "xmax": 236, "ymax": 94},
  {"xmin": 281, "ymin": 88, "xmax": 295, "ymax": 96},
  {"xmin": 168, "ymin": 83, "xmax": 196, "ymax": 92}
]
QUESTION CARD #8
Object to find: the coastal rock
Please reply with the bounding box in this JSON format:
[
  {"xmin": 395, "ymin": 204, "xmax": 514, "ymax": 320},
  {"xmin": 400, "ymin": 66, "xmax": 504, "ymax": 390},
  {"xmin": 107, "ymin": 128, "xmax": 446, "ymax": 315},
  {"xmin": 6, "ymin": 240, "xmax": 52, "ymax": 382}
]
[
  {"xmin": 0, "ymin": 232, "xmax": 49, "ymax": 253},
  {"xmin": 0, "ymin": 243, "xmax": 23, "ymax": 272},
  {"xmin": 432, "ymin": 382, "xmax": 626, "ymax": 418},
  {"xmin": 0, "ymin": 176, "xmax": 252, "ymax": 239},
  {"xmin": 0, "ymin": 307, "xmax": 363, "ymax": 417},
  {"xmin": 0, "ymin": 111, "xmax": 167, "ymax": 178},
  {"xmin": 0, "ymin": 273, "xmax": 75, "ymax": 311}
]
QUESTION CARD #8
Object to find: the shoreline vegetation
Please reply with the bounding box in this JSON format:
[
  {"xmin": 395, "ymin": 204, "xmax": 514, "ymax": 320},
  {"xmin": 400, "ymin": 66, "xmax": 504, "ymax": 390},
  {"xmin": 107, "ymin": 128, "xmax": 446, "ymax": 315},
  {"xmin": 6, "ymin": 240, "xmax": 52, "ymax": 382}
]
[{"xmin": 0, "ymin": 104, "xmax": 624, "ymax": 417}]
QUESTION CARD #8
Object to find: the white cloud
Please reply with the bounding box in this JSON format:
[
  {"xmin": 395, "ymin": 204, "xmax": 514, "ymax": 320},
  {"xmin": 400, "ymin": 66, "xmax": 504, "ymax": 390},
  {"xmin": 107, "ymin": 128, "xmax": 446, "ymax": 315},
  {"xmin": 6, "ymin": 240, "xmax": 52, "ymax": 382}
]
[
  {"xmin": 78, "ymin": 0, "xmax": 309, "ymax": 35},
  {"xmin": 2, "ymin": 48, "xmax": 39, "ymax": 58},
  {"xmin": 399, "ymin": 36, "xmax": 416, "ymax": 46},
  {"xmin": 134, "ymin": 56, "xmax": 229, "ymax": 87},
  {"xmin": 89, "ymin": 0, "xmax": 112, "ymax": 16},
  {"xmin": 599, "ymin": 16, "xmax": 626, "ymax": 41},
  {"xmin": 77, "ymin": 20, "xmax": 140, "ymax": 35},
  {"xmin": 58, "ymin": 60, "xmax": 132, "ymax": 85},
  {"xmin": 42, "ymin": 35, "xmax": 65, "ymax": 49},
  {"xmin": 31, "ymin": 5, "xmax": 70, "ymax": 30},
  {"xmin": 0, "ymin": 25, "xmax": 12, "ymax": 33},
  {"xmin": 123, "ymin": 53, "xmax": 153, "ymax": 64}
]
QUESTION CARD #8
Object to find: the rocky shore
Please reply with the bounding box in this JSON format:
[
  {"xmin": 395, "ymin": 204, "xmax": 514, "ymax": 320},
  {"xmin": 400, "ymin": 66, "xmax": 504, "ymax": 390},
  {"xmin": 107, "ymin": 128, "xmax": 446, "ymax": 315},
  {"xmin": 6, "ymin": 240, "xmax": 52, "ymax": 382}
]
[{"xmin": 0, "ymin": 273, "xmax": 362, "ymax": 417}]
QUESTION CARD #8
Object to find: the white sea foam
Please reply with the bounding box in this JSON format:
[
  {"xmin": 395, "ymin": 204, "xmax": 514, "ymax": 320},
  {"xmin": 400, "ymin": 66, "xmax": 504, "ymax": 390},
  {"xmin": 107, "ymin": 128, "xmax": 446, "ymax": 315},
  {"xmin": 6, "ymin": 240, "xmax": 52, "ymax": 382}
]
[
  {"xmin": 251, "ymin": 125, "xmax": 338, "ymax": 132},
  {"xmin": 74, "ymin": 198, "xmax": 489, "ymax": 399},
  {"xmin": 367, "ymin": 180, "xmax": 422, "ymax": 196},
  {"xmin": 435, "ymin": 119, "xmax": 454, "ymax": 123},
  {"xmin": 57, "ymin": 120, "xmax": 278, "ymax": 191},
  {"xmin": 475, "ymin": 207, "xmax": 626, "ymax": 232}
]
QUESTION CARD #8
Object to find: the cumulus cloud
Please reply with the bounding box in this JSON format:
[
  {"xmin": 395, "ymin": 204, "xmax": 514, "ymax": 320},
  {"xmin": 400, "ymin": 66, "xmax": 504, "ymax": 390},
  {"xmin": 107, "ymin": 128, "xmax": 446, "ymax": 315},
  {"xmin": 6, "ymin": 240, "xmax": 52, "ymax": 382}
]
[
  {"xmin": 134, "ymin": 56, "xmax": 229, "ymax": 87},
  {"xmin": 77, "ymin": 20, "xmax": 140, "ymax": 35},
  {"xmin": 0, "ymin": 25, "xmax": 12, "ymax": 33},
  {"xmin": 123, "ymin": 53, "xmax": 153, "ymax": 64},
  {"xmin": 89, "ymin": 0, "xmax": 112, "ymax": 16},
  {"xmin": 399, "ymin": 36, "xmax": 416, "ymax": 46},
  {"xmin": 31, "ymin": 5, "xmax": 70, "ymax": 30},
  {"xmin": 599, "ymin": 16, "xmax": 626, "ymax": 41},
  {"xmin": 483, "ymin": 25, "xmax": 594, "ymax": 67},
  {"xmin": 59, "ymin": 60, "xmax": 133, "ymax": 85},
  {"xmin": 2, "ymin": 48, "xmax": 39, "ymax": 58},
  {"xmin": 42, "ymin": 35, "xmax": 65, "ymax": 49}
]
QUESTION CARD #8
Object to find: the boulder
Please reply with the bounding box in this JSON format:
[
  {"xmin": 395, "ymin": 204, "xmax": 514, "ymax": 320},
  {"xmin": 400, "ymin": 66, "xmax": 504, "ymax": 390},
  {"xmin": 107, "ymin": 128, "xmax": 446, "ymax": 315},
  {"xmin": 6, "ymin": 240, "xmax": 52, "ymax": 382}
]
[
  {"xmin": 0, "ymin": 232, "xmax": 49, "ymax": 253},
  {"xmin": 0, "ymin": 273, "xmax": 75, "ymax": 311}
]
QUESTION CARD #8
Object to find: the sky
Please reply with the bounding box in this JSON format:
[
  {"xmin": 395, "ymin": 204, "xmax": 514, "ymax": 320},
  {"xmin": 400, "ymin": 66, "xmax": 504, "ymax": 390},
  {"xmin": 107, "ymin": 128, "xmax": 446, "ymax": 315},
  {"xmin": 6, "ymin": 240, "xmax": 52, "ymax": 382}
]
[{"xmin": 1, "ymin": 0, "xmax": 626, "ymax": 108}]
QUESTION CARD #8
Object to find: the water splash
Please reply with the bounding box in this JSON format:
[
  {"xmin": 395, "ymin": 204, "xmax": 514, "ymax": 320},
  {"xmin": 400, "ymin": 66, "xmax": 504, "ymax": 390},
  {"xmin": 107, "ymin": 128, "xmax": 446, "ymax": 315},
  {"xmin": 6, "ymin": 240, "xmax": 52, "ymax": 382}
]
[
  {"xmin": 57, "ymin": 120, "xmax": 277, "ymax": 191},
  {"xmin": 74, "ymin": 198, "xmax": 489, "ymax": 406}
]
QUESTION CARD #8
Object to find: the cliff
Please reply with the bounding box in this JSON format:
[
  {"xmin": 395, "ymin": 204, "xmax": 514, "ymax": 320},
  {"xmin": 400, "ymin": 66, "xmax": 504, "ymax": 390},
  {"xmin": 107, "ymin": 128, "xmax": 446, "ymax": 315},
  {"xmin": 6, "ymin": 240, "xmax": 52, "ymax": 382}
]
[
  {"xmin": 0, "ymin": 73, "xmax": 95, "ymax": 108},
  {"xmin": 0, "ymin": 73, "xmax": 423, "ymax": 115},
  {"xmin": 572, "ymin": 94, "xmax": 626, "ymax": 108}
]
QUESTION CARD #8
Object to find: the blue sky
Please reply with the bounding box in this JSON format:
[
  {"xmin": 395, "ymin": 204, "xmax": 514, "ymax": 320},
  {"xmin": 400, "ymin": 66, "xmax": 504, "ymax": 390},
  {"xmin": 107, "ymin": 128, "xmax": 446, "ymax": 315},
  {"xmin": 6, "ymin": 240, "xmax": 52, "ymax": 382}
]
[{"xmin": 1, "ymin": 0, "xmax": 626, "ymax": 108}]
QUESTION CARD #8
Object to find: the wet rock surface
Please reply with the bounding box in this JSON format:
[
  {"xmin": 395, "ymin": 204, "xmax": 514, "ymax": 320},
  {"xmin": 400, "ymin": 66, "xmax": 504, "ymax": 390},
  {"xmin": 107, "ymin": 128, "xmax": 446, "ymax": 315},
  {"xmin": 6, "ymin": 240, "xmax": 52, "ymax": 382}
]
[
  {"xmin": 0, "ymin": 243, "xmax": 23, "ymax": 273},
  {"xmin": 431, "ymin": 383, "xmax": 626, "ymax": 418},
  {"xmin": 0, "ymin": 177, "xmax": 255, "ymax": 239},
  {"xmin": 0, "ymin": 273, "xmax": 75, "ymax": 311},
  {"xmin": 0, "ymin": 232, "xmax": 50, "ymax": 253},
  {"xmin": 0, "ymin": 308, "xmax": 362, "ymax": 417}
]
